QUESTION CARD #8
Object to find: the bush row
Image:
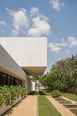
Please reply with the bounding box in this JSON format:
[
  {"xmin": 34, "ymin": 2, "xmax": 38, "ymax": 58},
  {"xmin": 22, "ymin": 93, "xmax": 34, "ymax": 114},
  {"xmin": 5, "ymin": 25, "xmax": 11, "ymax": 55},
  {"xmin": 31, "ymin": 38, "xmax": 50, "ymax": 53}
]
[
  {"xmin": 51, "ymin": 90, "xmax": 62, "ymax": 97},
  {"xmin": 0, "ymin": 85, "xmax": 26, "ymax": 107}
]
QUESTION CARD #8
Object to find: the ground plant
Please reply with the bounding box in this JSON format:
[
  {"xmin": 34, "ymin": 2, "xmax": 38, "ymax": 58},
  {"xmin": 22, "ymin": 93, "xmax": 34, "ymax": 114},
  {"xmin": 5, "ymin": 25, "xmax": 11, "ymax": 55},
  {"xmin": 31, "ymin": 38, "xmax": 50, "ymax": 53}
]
[
  {"xmin": 51, "ymin": 90, "xmax": 62, "ymax": 98},
  {"xmin": 59, "ymin": 99, "xmax": 71, "ymax": 104},
  {"xmin": 0, "ymin": 85, "xmax": 26, "ymax": 107}
]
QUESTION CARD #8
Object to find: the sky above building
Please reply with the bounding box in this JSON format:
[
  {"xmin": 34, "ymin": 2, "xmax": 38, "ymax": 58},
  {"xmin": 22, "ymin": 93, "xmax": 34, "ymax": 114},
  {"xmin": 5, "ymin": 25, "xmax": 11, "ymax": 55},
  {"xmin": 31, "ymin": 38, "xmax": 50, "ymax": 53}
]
[{"xmin": 0, "ymin": 0, "xmax": 77, "ymax": 73}]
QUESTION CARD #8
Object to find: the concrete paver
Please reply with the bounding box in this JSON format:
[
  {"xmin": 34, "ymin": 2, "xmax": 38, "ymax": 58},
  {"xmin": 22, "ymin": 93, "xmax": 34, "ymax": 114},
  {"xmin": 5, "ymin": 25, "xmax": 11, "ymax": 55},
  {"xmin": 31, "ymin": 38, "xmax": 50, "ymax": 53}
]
[
  {"xmin": 47, "ymin": 96, "xmax": 75, "ymax": 116},
  {"xmin": 3, "ymin": 95, "xmax": 37, "ymax": 116}
]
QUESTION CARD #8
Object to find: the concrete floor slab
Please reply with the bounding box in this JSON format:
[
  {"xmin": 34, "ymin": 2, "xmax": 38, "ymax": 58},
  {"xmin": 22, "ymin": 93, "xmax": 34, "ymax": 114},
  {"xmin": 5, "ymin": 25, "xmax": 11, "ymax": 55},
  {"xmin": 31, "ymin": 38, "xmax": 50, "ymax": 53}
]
[{"xmin": 3, "ymin": 95, "xmax": 37, "ymax": 116}]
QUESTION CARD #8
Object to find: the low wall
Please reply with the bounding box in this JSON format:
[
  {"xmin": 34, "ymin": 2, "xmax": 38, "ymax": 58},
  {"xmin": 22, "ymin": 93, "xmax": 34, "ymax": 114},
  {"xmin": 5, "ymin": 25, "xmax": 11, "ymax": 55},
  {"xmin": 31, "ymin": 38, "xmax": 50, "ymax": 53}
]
[{"xmin": 0, "ymin": 95, "xmax": 25, "ymax": 115}]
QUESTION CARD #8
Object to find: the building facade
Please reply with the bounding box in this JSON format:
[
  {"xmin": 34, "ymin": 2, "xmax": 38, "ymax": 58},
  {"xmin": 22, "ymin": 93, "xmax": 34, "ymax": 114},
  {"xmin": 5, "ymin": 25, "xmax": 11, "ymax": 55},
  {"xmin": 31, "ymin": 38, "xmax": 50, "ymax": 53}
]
[{"xmin": 0, "ymin": 37, "xmax": 47, "ymax": 94}]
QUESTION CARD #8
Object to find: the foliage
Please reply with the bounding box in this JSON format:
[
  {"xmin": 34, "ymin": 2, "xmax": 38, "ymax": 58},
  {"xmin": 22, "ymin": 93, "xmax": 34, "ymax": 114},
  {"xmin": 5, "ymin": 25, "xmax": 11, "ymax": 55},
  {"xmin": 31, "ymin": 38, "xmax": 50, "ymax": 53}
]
[
  {"xmin": 31, "ymin": 76, "xmax": 39, "ymax": 82},
  {"xmin": 38, "ymin": 95, "xmax": 62, "ymax": 116},
  {"xmin": 51, "ymin": 90, "xmax": 62, "ymax": 98},
  {"xmin": 50, "ymin": 55, "xmax": 77, "ymax": 88},
  {"xmin": 0, "ymin": 85, "xmax": 26, "ymax": 107},
  {"xmin": 39, "ymin": 74, "xmax": 47, "ymax": 87},
  {"xmin": 0, "ymin": 86, "xmax": 11, "ymax": 106},
  {"xmin": 39, "ymin": 55, "xmax": 77, "ymax": 91}
]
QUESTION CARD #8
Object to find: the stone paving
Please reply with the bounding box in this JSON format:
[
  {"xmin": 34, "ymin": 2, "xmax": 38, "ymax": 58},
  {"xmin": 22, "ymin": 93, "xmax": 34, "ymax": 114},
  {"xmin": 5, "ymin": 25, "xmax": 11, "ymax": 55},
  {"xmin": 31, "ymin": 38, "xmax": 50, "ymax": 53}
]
[{"xmin": 3, "ymin": 95, "xmax": 37, "ymax": 116}]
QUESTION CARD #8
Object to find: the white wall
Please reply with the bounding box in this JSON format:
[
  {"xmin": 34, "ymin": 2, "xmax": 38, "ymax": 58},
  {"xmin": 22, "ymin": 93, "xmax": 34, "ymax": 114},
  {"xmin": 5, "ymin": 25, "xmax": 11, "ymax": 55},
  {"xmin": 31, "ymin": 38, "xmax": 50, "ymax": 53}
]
[
  {"xmin": 32, "ymin": 81, "xmax": 35, "ymax": 91},
  {"xmin": 0, "ymin": 45, "xmax": 26, "ymax": 80},
  {"xmin": 0, "ymin": 37, "xmax": 47, "ymax": 67},
  {"xmin": 26, "ymin": 76, "xmax": 32, "ymax": 94}
]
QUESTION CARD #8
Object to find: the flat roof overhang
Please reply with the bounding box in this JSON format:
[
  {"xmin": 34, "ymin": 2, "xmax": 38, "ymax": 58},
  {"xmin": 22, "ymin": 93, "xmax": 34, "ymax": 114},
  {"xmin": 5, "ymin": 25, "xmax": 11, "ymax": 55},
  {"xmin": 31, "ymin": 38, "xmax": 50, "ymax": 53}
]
[
  {"xmin": 22, "ymin": 66, "xmax": 46, "ymax": 76},
  {"xmin": 0, "ymin": 65, "xmax": 25, "ymax": 81},
  {"xmin": 0, "ymin": 45, "xmax": 26, "ymax": 81}
]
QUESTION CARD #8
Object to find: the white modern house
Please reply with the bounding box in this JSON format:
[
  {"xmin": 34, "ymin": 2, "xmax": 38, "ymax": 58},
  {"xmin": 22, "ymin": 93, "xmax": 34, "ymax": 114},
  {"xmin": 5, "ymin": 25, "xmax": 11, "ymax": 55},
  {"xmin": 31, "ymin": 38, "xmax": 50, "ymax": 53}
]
[{"xmin": 0, "ymin": 37, "xmax": 47, "ymax": 94}]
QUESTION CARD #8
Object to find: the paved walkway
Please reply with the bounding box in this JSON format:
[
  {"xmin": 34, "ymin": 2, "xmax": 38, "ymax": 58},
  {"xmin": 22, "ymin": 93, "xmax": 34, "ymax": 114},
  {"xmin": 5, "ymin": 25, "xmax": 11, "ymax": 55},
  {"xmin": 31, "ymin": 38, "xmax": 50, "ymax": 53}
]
[
  {"xmin": 3, "ymin": 95, "xmax": 37, "ymax": 116},
  {"xmin": 47, "ymin": 96, "xmax": 75, "ymax": 116},
  {"xmin": 35, "ymin": 90, "xmax": 40, "ymax": 95}
]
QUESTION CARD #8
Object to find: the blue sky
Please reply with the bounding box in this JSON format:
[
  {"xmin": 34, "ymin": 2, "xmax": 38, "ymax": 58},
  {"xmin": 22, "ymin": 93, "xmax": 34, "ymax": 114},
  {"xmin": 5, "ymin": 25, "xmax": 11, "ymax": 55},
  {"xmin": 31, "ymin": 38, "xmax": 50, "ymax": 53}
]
[{"xmin": 0, "ymin": 0, "xmax": 77, "ymax": 72}]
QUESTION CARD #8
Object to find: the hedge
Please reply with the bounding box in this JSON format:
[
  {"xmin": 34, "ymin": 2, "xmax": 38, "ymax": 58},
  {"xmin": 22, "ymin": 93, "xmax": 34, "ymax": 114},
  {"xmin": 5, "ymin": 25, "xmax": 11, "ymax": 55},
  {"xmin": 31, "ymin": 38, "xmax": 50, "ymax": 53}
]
[{"xmin": 0, "ymin": 85, "xmax": 26, "ymax": 107}]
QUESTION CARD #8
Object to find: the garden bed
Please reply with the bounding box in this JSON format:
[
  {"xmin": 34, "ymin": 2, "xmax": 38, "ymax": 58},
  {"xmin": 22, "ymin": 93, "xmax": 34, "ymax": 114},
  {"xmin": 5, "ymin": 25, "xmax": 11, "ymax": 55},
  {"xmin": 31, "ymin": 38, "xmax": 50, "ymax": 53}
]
[
  {"xmin": 0, "ymin": 85, "xmax": 26, "ymax": 115},
  {"xmin": 0, "ymin": 96, "xmax": 22, "ymax": 115},
  {"xmin": 54, "ymin": 96, "xmax": 77, "ymax": 115},
  {"xmin": 51, "ymin": 90, "xmax": 77, "ymax": 115},
  {"xmin": 55, "ymin": 96, "xmax": 72, "ymax": 105}
]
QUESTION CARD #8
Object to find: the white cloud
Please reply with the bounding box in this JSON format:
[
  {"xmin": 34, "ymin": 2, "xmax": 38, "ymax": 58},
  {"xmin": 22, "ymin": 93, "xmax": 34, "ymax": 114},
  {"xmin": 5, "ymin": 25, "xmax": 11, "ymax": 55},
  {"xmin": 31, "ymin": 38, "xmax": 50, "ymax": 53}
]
[
  {"xmin": 49, "ymin": 41, "xmax": 67, "ymax": 53},
  {"xmin": 55, "ymin": 42, "xmax": 67, "ymax": 46},
  {"xmin": 49, "ymin": 42, "xmax": 61, "ymax": 53},
  {"xmin": 30, "ymin": 7, "xmax": 48, "ymax": 21},
  {"xmin": 28, "ymin": 16, "xmax": 51, "ymax": 36},
  {"xmin": 0, "ymin": 21, "xmax": 6, "ymax": 25},
  {"xmin": 6, "ymin": 7, "xmax": 51, "ymax": 36},
  {"xmin": 67, "ymin": 36, "xmax": 77, "ymax": 47},
  {"xmin": 6, "ymin": 8, "xmax": 29, "ymax": 36},
  {"xmin": 49, "ymin": 0, "xmax": 64, "ymax": 11},
  {"xmin": 30, "ymin": 7, "xmax": 39, "ymax": 16},
  {"xmin": 11, "ymin": 30, "xmax": 18, "ymax": 36},
  {"xmin": 49, "ymin": 36, "xmax": 77, "ymax": 53},
  {"xmin": 28, "ymin": 7, "xmax": 51, "ymax": 36}
]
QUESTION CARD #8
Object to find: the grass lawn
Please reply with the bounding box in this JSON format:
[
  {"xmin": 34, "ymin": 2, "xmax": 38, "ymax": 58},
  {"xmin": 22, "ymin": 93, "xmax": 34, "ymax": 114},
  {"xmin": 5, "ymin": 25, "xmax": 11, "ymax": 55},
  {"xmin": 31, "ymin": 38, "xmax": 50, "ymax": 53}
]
[
  {"xmin": 71, "ymin": 109, "xmax": 77, "ymax": 115},
  {"xmin": 39, "ymin": 89, "xmax": 51, "ymax": 96},
  {"xmin": 38, "ymin": 95, "xmax": 62, "ymax": 116},
  {"xmin": 62, "ymin": 93, "xmax": 77, "ymax": 102}
]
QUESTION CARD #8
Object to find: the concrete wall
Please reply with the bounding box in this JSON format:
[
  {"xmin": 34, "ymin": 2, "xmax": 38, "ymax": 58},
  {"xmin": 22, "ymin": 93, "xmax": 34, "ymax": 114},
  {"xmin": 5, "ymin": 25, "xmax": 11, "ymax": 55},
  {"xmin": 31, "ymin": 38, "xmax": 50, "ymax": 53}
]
[
  {"xmin": 0, "ymin": 45, "xmax": 26, "ymax": 80},
  {"xmin": 26, "ymin": 76, "xmax": 32, "ymax": 94},
  {"xmin": 0, "ymin": 37, "xmax": 47, "ymax": 67}
]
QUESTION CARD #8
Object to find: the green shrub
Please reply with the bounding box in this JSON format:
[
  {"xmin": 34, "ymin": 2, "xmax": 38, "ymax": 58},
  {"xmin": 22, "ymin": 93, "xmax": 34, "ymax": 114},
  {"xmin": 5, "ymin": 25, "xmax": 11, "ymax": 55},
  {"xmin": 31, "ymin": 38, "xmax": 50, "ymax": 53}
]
[
  {"xmin": 0, "ymin": 85, "xmax": 27, "ymax": 107},
  {"xmin": 51, "ymin": 90, "xmax": 62, "ymax": 98},
  {"xmin": 0, "ymin": 86, "xmax": 11, "ymax": 106}
]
